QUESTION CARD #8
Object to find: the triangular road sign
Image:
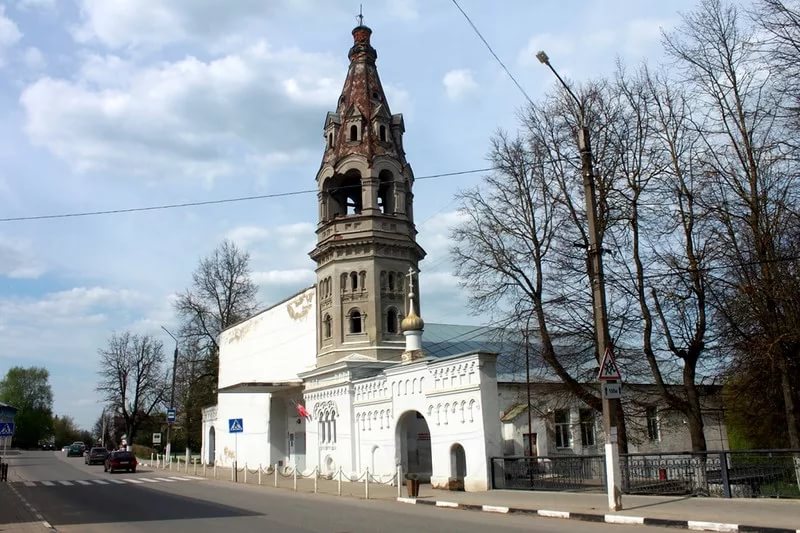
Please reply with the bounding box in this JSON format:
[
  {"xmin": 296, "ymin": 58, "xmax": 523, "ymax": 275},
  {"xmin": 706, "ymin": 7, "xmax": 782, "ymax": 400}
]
[
  {"xmin": 228, "ymin": 418, "xmax": 243, "ymax": 433},
  {"xmin": 598, "ymin": 347, "xmax": 622, "ymax": 381},
  {"xmin": 0, "ymin": 422, "xmax": 14, "ymax": 436}
]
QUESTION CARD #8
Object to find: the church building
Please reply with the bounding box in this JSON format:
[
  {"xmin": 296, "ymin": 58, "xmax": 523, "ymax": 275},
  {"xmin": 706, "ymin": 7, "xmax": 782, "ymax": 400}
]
[{"xmin": 200, "ymin": 23, "xmax": 729, "ymax": 493}]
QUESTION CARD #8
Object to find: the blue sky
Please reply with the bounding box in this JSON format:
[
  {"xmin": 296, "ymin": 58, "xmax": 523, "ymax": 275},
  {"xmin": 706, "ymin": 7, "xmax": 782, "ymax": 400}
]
[{"xmin": 0, "ymin": 0, "xmax": 701, "ymax": 430}]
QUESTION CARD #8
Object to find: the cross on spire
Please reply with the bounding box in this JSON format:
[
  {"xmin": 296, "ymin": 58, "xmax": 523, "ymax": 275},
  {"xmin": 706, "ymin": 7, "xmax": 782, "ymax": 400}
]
[
  {"xmin": 406, "ymin": 267, "xmax": 417, "ymax": 297},
  {"xmin": 356, "ymin": 4, "xmax": 364, "ymax": 26}
]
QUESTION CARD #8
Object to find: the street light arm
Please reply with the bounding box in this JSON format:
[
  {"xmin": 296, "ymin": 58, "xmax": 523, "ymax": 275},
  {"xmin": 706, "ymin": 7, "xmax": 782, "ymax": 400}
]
[{"xmin": 536, "ymin": 51, "xmax": 584, "ymax": 123}]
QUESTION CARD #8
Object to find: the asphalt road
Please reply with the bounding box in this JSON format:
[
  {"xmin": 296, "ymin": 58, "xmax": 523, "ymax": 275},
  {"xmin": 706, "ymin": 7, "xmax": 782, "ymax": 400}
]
[{"xmin": 5, "ymin": 450, "xmax": 667, "ymax": 532}]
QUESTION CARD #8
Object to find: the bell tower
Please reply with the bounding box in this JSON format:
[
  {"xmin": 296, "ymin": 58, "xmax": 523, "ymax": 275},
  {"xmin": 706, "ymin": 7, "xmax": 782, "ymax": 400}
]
[{"xmin": 310, "ymin": 23, "xmax": 425, "ymax": 367}]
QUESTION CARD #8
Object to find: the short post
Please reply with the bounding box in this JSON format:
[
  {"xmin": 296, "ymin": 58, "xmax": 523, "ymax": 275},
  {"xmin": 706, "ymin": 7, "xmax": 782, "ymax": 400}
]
[
  {"xmin": 338, "ymin": 466, "xmax": 342, "ymax": 496},
  {"xmin": 274, "ymin": 463, "xmax": 278, "ymax": 487},
  {"xmin": 213, "ymin": 463, "xmax": 217, "ymax": 479},
  {"xmin": 231, "ymin": 462, "xmax": 235, "ymax": 482},
  {"xmin": 203, "ymin": 463, "xmax": 206, "ymax": 477},
  {"xmin": 293, "ymin": 465, "xmax": 297, "ymax": 491},
  {"xmin": 194, "ymin": 459, "xmax": 197, "ymax": 476},
  {"xmin": 244, "ymin": 462, "xmax": 248, "ymax": 484},
  {"xmin": 314, "ymin": 465, "xmax": 318, "ymax": 493},
  {"xmin": 719, "ymin": 452, "xmax": 731, "ymax": 498},
  {"xmin": 365, "ymin": 467, "xmax": 370, "ymax": 500},
  {"xmin": 258, "ymin": 464, "xmax": 262, "ymax": 485},
  {"xmin": 397, "ymin": 465, "xmax": 402, "ymax": 499}
]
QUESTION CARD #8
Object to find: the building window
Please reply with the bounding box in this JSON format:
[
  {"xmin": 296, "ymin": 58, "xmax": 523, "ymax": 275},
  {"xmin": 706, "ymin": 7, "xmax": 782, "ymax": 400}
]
[
  {"xmin": 379, "ymin": 125, "xmax": 386, "ymax": 142},
  {"xmin": 388, "ymin": 272, "xmax": 395, "ymax": 291},
  {"xmin": 579, "ymin": 409, "xmax": 596, "ymax": 446},
  {"xmin": 646, "ymin": 406, "xmax": 660, "ymax": 442},
  {"xmin": 350, "ymin": 271, "xmax": 358, "ymax": 291},
  {"xmin": 387, "ymin": 308, "xmax": 398, "ymax": 333},
  {"xmin": 554, "ymin": 409, "xmax": 571, "ymax": 449},
  {"xmin": 350, "ymin": 124, "xmax": 358, "ymax": 141},
  {"xmin": 328, "ymin": 133, "xmax": 333, "ymax": 148},
  {"xmin": 323, "ymin": 314, "xmax": 332, "ymax": 339},
  {"xmin": 349, "ymin": 310, "xmax": 363, "ymax": 334},
  {"xmin": 523, "ymin": 433, "xmax": 537, "ymax": 457}
]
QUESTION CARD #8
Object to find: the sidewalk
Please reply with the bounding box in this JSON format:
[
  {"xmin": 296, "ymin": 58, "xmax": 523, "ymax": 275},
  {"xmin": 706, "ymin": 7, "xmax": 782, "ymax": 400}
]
[{"xmin": 141, "ymin": 459, "xmax": 800, "ymax": 532}]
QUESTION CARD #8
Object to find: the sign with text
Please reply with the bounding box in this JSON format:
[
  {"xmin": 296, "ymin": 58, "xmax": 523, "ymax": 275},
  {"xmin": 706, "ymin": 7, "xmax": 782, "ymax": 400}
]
[
  {"xmin": 166, "ymin": 408, "xmax": 176, "ymax": 424},
  {"xmin": 152, "ymin": 433, "xmax": 162, "ymax": 444},
  {"xmin": 602, "ymin": 382, "xmax": 622, "ymax": 399},
  {"xmin": 228, "ymin": 418, "xmax": 243, "ymax": 433}
]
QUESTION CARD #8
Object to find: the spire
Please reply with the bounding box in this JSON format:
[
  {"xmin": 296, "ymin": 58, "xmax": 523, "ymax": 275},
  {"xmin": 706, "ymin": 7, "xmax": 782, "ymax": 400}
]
[{"xmin": 401, "ymin": 267, "xmax": 424, "ymax": 332}]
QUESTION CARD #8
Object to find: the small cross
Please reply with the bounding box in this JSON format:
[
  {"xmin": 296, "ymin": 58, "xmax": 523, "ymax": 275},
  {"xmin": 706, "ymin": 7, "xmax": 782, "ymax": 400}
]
[
  {"xmin": 406, "ymin": 267, "xmax": 417, "ymax": 295},
  {"xmin": 356, "ymin": 4, "xmax": 364, "ymax": 26}
]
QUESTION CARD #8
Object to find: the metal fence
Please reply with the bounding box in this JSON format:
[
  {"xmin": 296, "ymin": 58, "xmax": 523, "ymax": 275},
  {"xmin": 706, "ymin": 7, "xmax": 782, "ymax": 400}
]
[{"xmin": 492, "ymin": 450, "xmax": 800, "ymax": 499}]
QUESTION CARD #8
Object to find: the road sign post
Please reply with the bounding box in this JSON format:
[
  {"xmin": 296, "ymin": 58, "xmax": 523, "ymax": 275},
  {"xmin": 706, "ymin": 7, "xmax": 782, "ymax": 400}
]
[
  {"xmin": 229, "ymin": 419, "xmax": 243, "ymax": 482},
  {"xmin": 0, "ymin": 423, "xmax": 14, "ymax": 458}
]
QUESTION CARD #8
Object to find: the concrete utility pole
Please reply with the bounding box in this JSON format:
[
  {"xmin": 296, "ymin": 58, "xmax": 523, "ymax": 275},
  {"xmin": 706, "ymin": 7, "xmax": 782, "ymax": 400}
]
[
  {"xmin": 535, "ymin": 50, "xmax": 623, "ymax": 511},
  {"xmin": 161, "ymin": 326, "xmax": 179, "ymax": 462}
]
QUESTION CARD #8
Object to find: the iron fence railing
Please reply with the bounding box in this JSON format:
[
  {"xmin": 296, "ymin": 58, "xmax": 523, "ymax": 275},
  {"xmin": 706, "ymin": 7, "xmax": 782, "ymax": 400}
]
[{"xmin": 492, "ymin": 450, "xmax": 800, "ymax": 499}]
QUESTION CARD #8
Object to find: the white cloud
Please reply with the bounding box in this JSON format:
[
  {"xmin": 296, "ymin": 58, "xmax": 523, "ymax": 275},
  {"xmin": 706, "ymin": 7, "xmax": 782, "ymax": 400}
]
[
  {"xmin": 0, "ymin": 6, "xmax": 22, "ymax": 66},
  {"xmin": 252, "ymin": 269, "xmax": 315, "ymax": 286},
  {"xmin": 1, "ymin": 287, "xmax": 146, "ymax": 326},
  {"xmin": 18, "ymin": 0, "xmax": 56, "ymax": 11},
  {"xmin": 442, "ymin": 69, "xmax": 478, "ymax": 100},
  {"xmin": 19, "ymin": 41, "xmax": 343, "ymax": 182},
  {"xmin": 518, "ymin": 32, "xmax": 575, "ymax": 67},
  {"xmin": 22, "ymin": 47, "xmax": 46, "ymax": 70},
  {"xmin": 73, "ymin": 0, "xmax": 277, "ymax": 50},
  {"xmin": 225, "ymin": 225, "xmax": 271, "ymax": 248},
  {"xmin": 0, "ymin": 236, "xmax": 45, "ymax": 279}
]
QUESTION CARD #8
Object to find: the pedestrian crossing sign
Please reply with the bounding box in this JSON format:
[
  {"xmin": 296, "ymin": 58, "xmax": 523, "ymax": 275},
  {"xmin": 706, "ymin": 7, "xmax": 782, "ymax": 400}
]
[
  {"xmin": 0, "ymin": 422, "xmax": 14, "ymax": 437},
  {"xmin": 228, "ymin": 418, "xmax": 243, "ymax": 433},
  {"xmin": 597, "ymin": 347, "xmax": 621, "ymax": 381}
]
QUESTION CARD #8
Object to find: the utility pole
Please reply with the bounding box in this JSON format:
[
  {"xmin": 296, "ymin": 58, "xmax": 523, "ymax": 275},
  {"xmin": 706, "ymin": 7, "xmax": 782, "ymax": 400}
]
[
  {"xmin": 536, "ymin": 50, "xmax": 623, "ymax": 511},
  {"xmin": 161, "ymin": 326, "xmax": 179, "ymax": 463}
]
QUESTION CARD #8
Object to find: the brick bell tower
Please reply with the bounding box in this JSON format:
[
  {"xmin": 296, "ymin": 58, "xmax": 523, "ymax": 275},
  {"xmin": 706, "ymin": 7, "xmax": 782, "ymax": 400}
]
[{"xmin": 310, "ymin": 23, "xmax": 425, "ymax": 367}]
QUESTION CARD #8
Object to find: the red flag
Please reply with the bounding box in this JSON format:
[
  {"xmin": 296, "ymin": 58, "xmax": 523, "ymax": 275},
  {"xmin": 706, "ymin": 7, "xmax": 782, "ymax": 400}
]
[{"xmin": 295, "ymin": 403, "xmax": 311, "ymax": 421}]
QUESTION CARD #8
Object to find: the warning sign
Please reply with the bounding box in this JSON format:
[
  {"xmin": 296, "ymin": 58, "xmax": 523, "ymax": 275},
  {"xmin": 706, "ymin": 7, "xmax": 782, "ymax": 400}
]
[{"xmin": 597, "ymin": 347, "xmax": 621, "ymax": 381}]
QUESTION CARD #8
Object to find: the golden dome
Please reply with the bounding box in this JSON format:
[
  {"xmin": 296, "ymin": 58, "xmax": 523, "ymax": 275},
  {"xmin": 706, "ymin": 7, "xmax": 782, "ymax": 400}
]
[{"xmin": 401, "ymin": 306, "xmax": 424, "ymax": 332}]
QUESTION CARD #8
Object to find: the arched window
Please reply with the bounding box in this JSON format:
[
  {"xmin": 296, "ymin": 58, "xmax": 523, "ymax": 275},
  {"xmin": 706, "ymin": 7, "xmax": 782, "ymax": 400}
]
[
  {"xmin": 359, "ymin": 271, "xmax": 366, "ymax": 290},
  {"xmin": 350, "ymin": 310, "xmax": 362, "ymax": 334},
  {"xmin": 397, "ymin": 274, "xmax": 404, "ymax": 293},
  {"xmin": 380, "ymin": 271, "xmax": 387, "ymax": 290},
  {"xmin": 350, "ymin": 124, "xmax": 358, "ymax": 141},
  {"xmin": 323, "ymin": 314, "xmax": 332, "ymax": 339},
  {"xmin": 328, "ymin": 133, "xmax": 333, "ymax": 147},
  {"xmin": 388, "ymin": 272, "xmax": 395, "ymax": 291},
  {"xmin": 350, "ymin": 271, "xmax": 358, "ymax": 291},
  {"xmin": 379, "ymin": 125, "xmax": 386, "ymax": 142},
  {"xmin": 387, "ymin": 308, "xmax": 398, "ymax": 334},
  {"xmin": 340, "ymin": 273, "xmax": 348, "ymax": 292}
]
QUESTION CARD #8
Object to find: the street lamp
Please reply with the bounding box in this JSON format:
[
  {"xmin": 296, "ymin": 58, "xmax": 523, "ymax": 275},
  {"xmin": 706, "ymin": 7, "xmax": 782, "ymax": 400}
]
[
  {"xmin": 536, "ymin": 50, "xmax": 623, "ymax": 511},
  {"xmin": 161, "ymin": 325, "xmax": 179, "ymax": 463}
]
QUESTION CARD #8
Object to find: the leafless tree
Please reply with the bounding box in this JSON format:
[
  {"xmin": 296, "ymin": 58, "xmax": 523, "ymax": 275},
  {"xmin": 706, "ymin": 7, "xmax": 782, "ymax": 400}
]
[{"xmin": 96, "ymin": 332, "xmax": 167, "ymax": 446}]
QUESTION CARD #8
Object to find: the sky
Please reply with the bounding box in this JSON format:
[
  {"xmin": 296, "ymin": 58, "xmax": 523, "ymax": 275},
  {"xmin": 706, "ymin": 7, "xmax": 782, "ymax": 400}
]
[{"xmin": 0, "ymin": 0, "xmax": 702, "ymax": 430}]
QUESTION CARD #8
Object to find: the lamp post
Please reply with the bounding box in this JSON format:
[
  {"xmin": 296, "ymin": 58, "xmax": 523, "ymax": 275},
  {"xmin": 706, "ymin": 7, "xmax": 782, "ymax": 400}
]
[
  {"xmin": 161, "ymin": 326, "xmax": 179, "ymax": 463},
  {"xmin": 536, "ymin": 50, "xmax": 623, "ymax": 511}
]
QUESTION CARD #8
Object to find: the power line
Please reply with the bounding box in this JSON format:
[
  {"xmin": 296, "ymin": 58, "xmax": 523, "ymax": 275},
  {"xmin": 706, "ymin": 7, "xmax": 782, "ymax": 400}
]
[
  {"xmin": 0, "ymin": 167, "xmax": 494, "ymax": 223},
  {"xmin": 450, "ymin": 0, "xmax": 535, "ymax": 107}
]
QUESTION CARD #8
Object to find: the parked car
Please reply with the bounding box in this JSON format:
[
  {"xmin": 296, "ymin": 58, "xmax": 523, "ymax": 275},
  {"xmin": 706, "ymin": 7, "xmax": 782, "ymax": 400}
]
[
  {"xmin": 85, "ymin": 447, "xmax": 109, "ymax": 465},
  {"xmin": 66, "ymin": 443, "xmax": 83, "ymax": 457},
  {"xmin": 104, "ymin": 451, "xmax": 137, "ymax": 473}
]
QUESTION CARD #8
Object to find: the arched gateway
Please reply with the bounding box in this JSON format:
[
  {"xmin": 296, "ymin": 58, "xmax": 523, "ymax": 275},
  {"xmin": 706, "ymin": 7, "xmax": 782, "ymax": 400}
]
[{"xmin": 396, "ymin": 410, "xmax": 432, "ymax": 481}]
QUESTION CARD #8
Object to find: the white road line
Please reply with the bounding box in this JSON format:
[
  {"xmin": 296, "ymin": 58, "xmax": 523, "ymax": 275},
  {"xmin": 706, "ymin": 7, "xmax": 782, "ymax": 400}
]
[
  {"xmin": 168, "ymin": 476, "xmax": 190, "ymax": 481},
  {"xmin": 57, "ymin": 480, "xmax": 73, "ymax": 486},
  {"xmin": 186, "ymin": 476, "xmax": 205, "ymax": 480},
  {"xmin": 153, "ymin": 477, "xmax": 177, "ymax": 482},
  {"xmin": 41, "ymin": 481, "xmax": 55, "ymax": 487},
  {"xmin": 139, "ymin": 478, "xmax": 160, "ymax": 483},
  {"xmin": 122, "ymin": 478, "xmax": 144, "ymax": 484},
  {"xmin": 75, "ymin": 480, "xmax": 92, "ymax": 485},
  {"xmin": 91, "ymin": 479, "xmax": 109, "ymax": 485},
  {"xmin": 107, "ymin": 479, "xmax": 126, "ymax": 484},
  {"xmin": 23, "ymin": 481, "xmax": 36, "ymax": 487}
]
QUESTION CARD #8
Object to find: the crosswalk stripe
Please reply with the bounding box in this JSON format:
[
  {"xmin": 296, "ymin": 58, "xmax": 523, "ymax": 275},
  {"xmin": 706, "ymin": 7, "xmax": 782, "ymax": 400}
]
[
  {"xmin": 153, "ymin": 477, "xmax": 176, "ymax": 482},
  {"xmin": 23, "ymin": 481, "xmax": 36, "ymax": 487},
  {"xmin": 139, "ymin": 478, "xmax": 159, "ymax": 483},
  {"xmin": 186, "ymin": 476, "xmax": 205, "ymax": 480},
  {"xmin": 58, "ymin": 480, "xmax": 73, "ymax": 486},
  {"xmin": 168, "ymin": 476, "xmax": 190, "ymax": 481},
  {"xmin": 107, "ymin": 479, "xmax": 126, "ymax": 484},
  {"xmin": 75, "ymin": 480, "xmax": 92, "ymax": 485},
  {"xmin": 123, "ymin": 479, "xmax": 144, "ymax": 484},
  {"xmin": 41, "ymin": 481, "xmax": 55, "ymax": 486},
  {"xmin": 92, "ymin": 479, "xmax": 109, "ymax": 485}
]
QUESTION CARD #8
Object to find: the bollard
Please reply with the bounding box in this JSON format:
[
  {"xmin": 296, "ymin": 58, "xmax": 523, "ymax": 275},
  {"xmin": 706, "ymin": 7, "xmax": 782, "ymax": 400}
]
[
  {"xmin": 338, "ymin": 466, "xmax": 342, "ymax": 496},
  {"xmin": 258, "ymin": 465, "xmax": 262, "ymax": 485},
  {"xmin": 231, "ymin": 462, "xmax": 235, "ymax": 482},
  {"xmin": 194, "ymin": 459, "xmax": 197, "ymax": 476},
  {"xmin": 203, "ymin": 462, "xmax": 206, "ymax": 477},
  {"xmin": 213, "ymin": 463, "xmax": 217, "ymax": 480},
  {"xmin": 365, "ymin": 467, "xmax": 370, "ymax": 500},
  {"xmin": 313, "ymin": 466, "xmax": 318, "ymax": 493},
  {"xmin": 397, "ymin": 465, "xmax": 402, "ymax": 499},
  {"xmin": 293, "ymin": 465, "xmax": 297, "ymax": 491},
  {"xmin": 244, "ymin": 463, "xmax": 248, "ymax": 484},
  {"xmin": 274, "ymin": 464, "xmax": 278, "ymax": 487}
]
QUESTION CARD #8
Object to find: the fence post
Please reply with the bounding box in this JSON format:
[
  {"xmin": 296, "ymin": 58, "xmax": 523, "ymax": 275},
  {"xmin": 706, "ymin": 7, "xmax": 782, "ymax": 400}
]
[
  {"xmin": 194, "ymin": 459, "xmax": 197, "ymax": 476},
  {"xmin": 293, "ymin": 465, "xmax": 297, "ymax": 491},
  {"xmin": 397, "ymin": 465, "xmax": 402, "ymax": 498},
  {"xmin": 213, "ymin": 463, "xmax": 217, "ymax": 479},
  {"xmin": 719, "ymin": 452, "xmax": 731, "ymax": 498},
  {"xmin": 203, "ymin": 462, "xmax": 206, "ymax": 477},
  {"xmin": 231, "ymin": 462, "xmax": 235, "ymax": 482},
  {"xmin": 258, "ymin": 464, "xmax": 262, "ymax": 485},
  {"xmin": 365, "ymin": 467, "xmax": 369, "ymax": 500},
  {"xmin": 244, "ymin": 462, "xmax": 248, "ymax": 484},
  {"xmin": 274, "ymin": 463, "xmax": 278, "ymax": 487},
  {"xmin": 314, "ymin": 465, "xmax": 318, "ymax": 493},
  {"xmin": 338, "ymin": 466, "xmax": 342, "ymax": 496}
]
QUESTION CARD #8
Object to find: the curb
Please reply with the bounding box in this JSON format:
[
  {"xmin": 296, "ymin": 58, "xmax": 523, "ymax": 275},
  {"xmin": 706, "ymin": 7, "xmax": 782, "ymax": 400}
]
[{"xmin": 396, "ymin": 497, "xmax": 800, "ymax": 533}]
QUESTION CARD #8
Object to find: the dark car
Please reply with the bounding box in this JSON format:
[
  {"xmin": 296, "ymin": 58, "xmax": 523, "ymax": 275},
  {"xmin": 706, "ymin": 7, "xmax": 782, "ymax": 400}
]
[
  {"xmin": 85, "ymin": 447, "xmax": 109, "ymax": 465},
  {"xmin": 66, "ymin": 443, "xmax": 83, "ymax": 457},
  {"xmin": 104, "ymin": 450, "xmax": 137, "ymax": 473}
]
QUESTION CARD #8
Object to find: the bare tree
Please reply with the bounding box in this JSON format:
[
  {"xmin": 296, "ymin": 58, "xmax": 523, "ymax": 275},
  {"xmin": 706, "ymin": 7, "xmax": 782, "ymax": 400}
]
[{"xmin": 97, "ymin": 332, "xmax": 167, "ymax": 447}]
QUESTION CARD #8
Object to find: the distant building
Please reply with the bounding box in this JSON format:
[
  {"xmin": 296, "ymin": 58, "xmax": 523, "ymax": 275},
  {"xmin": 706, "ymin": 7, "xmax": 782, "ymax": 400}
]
[{"xmin": 201, "ymin": 23, "xmax": 727, "ymax": 492}]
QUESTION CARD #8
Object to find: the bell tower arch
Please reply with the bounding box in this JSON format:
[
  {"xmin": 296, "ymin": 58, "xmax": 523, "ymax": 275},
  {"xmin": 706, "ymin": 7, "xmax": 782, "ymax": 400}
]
[{"xmin": 310, "ymin": 23, "xmax": 425, "ymax": 367}]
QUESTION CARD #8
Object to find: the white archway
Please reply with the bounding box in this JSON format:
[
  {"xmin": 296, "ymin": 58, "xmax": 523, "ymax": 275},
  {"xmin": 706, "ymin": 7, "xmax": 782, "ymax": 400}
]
[{"xmin": 395, "ymin": 410, "xmax": 432, "ymax": 482}]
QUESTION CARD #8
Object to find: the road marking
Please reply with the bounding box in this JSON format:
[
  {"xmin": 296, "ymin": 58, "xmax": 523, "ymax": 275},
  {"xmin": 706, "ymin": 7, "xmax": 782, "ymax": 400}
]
[
  {"xmin": 168, "ymin": 476, "xmax": 190, "ymax": 481},
  {"xmin": 23, "ymin": 481, "xmax": 36, "ymax": 487},
  {"xmin": 91, "ymin": 479, "xmax": 109, "ymax": 485},
  {"xmin": 107, "ymin": 479, "xmax": 126, "ymax": 484},
  {"xmin": 122, "ymin": 478, "xmax": 144, "ymax": 484},
  {"xmin": 153, "ymin": 477, "xmax": 176, "ymax": 482},
  {"xmin": 57, "ymin": 480, "xmax": 73, "ymax": 486},
  {"xmin": 75, "ymin": 480, "xmax": 92, "ymax": 485},
  {"xmin": 139, "ymin": 478, "xmax": 159, "ymax": 483},
  {"xmin": 186, "ymin": 476, "xmax": 205, "ymax": 480},
  {"xmin": 435, "ymin": 501, "xmax": 459, "ymax": 508},
  {"xmin": 41, "ymin": 481, "xmax": 55, "ymax": 487}
]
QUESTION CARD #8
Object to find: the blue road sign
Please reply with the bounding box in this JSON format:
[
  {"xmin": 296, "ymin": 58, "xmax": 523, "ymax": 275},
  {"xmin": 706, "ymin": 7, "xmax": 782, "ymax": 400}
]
[
  {"xmin": 0, "ymin": 423, "xmax": 14, "ymax": 437},
  {"xmin": 228, "ymin": 418, "xmax": 243, "ymax": 433},
  {"xmin": 166, "ymin": 408, "xmax": 176, "ymax": 424}
]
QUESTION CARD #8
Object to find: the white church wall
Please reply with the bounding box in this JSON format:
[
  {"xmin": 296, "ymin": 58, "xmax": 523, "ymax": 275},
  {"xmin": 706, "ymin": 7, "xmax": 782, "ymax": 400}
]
[
  {"xmin": 218, "ymin": 288, "xmax": 316, "ymax": 389},
  {"xmin": 213, "ymin": 392, "xmax": 270, "ymax": 468}
]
